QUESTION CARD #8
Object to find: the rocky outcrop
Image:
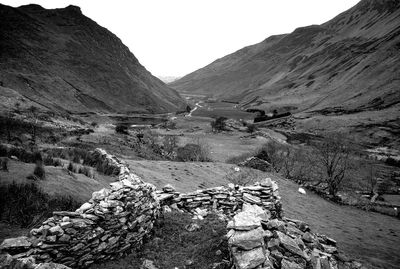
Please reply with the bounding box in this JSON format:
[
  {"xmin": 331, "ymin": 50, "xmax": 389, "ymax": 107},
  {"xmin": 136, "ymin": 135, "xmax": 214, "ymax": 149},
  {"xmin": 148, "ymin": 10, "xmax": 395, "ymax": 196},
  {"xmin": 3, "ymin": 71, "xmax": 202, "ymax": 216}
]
[
  {"xmin": 156, "ymin": 178, "xmax": 282, "ymax": 218},
  {"xmin": 0, "ymin": 149, "xmax": 160, "ymax": 268}
]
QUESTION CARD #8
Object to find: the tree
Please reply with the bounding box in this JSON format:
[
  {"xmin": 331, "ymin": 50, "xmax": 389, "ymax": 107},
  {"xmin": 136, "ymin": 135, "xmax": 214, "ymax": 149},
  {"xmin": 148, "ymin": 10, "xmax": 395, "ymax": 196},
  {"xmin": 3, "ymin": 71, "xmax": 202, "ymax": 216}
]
[
  {"xmin": 28, "ymin": 106, "xmax": 39, "ymax": 145},
  {"xmin": 163, "ymin": 135, "xmax": 178, "ymax": 157},
  {"xmin": 210, "ymin": 117, "xmax": 227, "ymax": 132},
  {"xmin": 312, "ymin": 134, "xmax": 351, "ymax": 196},
  {"xmin": 256, "ymin": 141, "xmax": 286, "ymax": 173}
]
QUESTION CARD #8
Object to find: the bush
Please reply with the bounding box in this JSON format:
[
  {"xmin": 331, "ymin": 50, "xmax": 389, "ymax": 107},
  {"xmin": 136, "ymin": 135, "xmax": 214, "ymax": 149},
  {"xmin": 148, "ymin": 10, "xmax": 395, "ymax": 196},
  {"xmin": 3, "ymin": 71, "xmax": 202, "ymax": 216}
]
[
  {"xmin": 115, "ymin": 124, "xmax": 129, "ymax": 134},
  {"xmin": 0, "ymin": 182, "xmax": 80, "ymax": 227},
  {"xmin": 33, "ymin": 163, "xmax": 45, "ymax": 180},
  {"xmin": 163, "ymin": 135, "xmax": 178, "ymax": 157},
  {"xmin": 67, "ymin": 162, "xmax": 74, "ymax": 172},
  {"xmin": 385, "ymin": 157, "xmax": 400, "ymax": 167},
  {"xmin": 0, "ymin": 157, "xmax": 8, "ymax": 171},
  {"xmin": 246, "ymin": 124, "xmax": 257, "ymax": 133},
  {"xmin": 210, "ymin": 117, "xmax": 227, "ymax": 132},
  {"xmin": 176, "ymin": 139, "xmax": 212, "ymax": 162}
]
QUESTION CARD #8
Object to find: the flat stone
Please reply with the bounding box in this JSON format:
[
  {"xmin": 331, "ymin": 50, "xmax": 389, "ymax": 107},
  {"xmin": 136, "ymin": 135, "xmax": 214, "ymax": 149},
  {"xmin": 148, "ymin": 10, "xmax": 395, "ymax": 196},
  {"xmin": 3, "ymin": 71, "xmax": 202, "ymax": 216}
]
[
  {"xmin": 281, "ymin": 259, "xmax": 305, "ymax": 269},
  {"xmin": 227, "ymin": 211, "xmax": 261, "ymax": 231},
  {"xmin": 232, "ymin": 247, "xmax": 266, "ymax": 269},
  {"xmin": 0, "ymin": 236, "xmax": 31, "ymax": 250},
  {"xmin": 228, "ymin": 227, "xmax": 264, "ymax": 250},
  {"xmin": 275, "ymin": 231, "xmax": 306, "ymax": 258},
  {"xmin": 34, "ymin": 262, "xmax": 72, "ymax": 269},
  {"xmin": 242, "ymin": 193, "xmax": 262, "ymax": 204},
  {"xmin": 49, "ymin": 226, "xmax": 63, "ymax": 235},
  {"xmin": 92, "ymin": 188, "xmax": 111, "ymax": 201}
]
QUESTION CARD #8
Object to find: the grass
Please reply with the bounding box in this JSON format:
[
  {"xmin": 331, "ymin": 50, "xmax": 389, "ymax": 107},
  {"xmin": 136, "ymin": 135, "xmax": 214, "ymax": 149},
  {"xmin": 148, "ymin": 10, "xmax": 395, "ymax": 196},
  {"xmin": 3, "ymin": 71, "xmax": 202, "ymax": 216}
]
[
  {"xmin": 0, "ymin": 182, "xmax": 80, "ymax": 228},
  {"xmin": 90, "ymin": 212, "xmax": 229, "ymax": 269},
  {"xmin": 0, "ymin": 159, "xmax": 115, "ymax": 202}
]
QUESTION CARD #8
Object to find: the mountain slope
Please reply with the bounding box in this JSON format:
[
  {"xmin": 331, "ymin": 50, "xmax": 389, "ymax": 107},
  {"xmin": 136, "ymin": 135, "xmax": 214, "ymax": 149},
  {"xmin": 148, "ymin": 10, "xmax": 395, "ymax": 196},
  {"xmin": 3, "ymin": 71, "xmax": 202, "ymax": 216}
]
[
  {"xmin": 0, "ymin": 4, "xmax": 186, "ymax": 114},
  {"xmin": 170, "ymin": 0, "xmax": 400, "ymax": 115}
]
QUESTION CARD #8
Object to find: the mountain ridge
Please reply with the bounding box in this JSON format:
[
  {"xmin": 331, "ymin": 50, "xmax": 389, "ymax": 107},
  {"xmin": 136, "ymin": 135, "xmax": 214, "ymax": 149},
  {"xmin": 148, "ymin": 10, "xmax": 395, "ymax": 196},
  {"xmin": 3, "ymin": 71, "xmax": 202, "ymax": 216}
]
[
  {"xmin": 170, "ymin": 0, "xmax": 400, "ymax": 115},
  {"xmin": 0, "ymin": 4, "xmax": 186, "ymax": 114}
]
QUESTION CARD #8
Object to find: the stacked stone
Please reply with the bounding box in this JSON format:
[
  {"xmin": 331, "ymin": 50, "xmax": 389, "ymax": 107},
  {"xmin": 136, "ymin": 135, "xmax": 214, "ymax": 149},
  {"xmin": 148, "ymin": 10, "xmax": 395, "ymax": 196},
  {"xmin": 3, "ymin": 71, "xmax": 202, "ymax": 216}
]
[
  {"xmin": 0, "ymin": 148, "xmax": 159, "ymax": 268},
  {"xmin": 156, "ymin": 178, "xmax": 282, "ymax": 218},
  {"xmin": 227, "ymin": 205, "xmax": 361, "ymax": 269},
  {"xmin": 227, "ymin": 204, "xmax": 273, "ymax": 269}
]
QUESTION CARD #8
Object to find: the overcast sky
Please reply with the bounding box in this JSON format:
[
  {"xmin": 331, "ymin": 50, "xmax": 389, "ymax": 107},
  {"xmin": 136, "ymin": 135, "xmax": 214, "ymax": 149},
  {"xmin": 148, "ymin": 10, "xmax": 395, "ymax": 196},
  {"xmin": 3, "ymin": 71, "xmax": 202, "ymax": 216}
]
[{"xmin": 2, "ymin": 0, "xmax": 360, "ymax": 77}]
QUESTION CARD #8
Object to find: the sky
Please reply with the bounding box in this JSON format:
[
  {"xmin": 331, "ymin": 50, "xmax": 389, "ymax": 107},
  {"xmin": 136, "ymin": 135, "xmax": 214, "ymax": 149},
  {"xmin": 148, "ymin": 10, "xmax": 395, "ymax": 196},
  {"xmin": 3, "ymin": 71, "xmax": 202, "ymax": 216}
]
[{"xmin": 1, "ymin": 0, "xmax": 360, "ymax": 78}]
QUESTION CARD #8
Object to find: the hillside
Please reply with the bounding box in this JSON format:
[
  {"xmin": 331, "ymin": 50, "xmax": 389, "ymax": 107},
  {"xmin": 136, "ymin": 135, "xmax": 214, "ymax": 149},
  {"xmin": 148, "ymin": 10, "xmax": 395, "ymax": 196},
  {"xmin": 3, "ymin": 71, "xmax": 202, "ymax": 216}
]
[
  {"xmin": 0, "ymin": 4, "xmax": 186, "ymax": 114},
  {"xmin": 170, "ymin": 0, "xmax": 400, "ymax": 144}
]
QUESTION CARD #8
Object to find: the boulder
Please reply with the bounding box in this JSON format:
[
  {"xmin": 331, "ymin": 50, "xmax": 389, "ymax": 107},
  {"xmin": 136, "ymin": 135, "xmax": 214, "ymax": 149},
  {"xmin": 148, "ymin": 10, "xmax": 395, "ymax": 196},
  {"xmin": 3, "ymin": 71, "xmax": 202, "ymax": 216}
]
[
  {"xmin": 228, "ymin": 228, "xmax": 264, "ymax": 250},
  {"xmin": 232, "ymin": 247, "xmax": 266, "ymax": 269}
]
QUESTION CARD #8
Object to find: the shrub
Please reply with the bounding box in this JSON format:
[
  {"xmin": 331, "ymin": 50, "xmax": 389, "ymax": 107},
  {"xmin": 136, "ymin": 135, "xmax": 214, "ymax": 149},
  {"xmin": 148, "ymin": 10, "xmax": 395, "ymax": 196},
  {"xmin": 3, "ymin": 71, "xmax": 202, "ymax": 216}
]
[
  {"xmin": 210, "ymin": 117, "xmax": 227, "ymax": 132},
  {"xmin": 0, "ymin": 182, "xmax": 80, "ymax": 227},
  {"xmin": 163, "ymin": 135, "xmax": 178, "ymax": 157},
  {"xmin": 33, "ymin": 163, "xmax": 45, "ymax": 180},
  {"xmin": 176, "ymin": 139, "xmax": 212, "ymax": 162},
  {"xmin": 385, "ymin": 157, "xmax": 400, "ymax": 167},
  {"xmin": 0, "ymin": 157, "xmax": 8, "ymax": 172},
  {"xmin": 67, "ymin": 162, "xmax": 74, "ymax": 172},
  {"xmin": 115, "ymin": 124, "xmax": 129, "ymax": 134},
  {"xmin": 246, "ymin": 124, "xmax": 257, "ymax": 133}
]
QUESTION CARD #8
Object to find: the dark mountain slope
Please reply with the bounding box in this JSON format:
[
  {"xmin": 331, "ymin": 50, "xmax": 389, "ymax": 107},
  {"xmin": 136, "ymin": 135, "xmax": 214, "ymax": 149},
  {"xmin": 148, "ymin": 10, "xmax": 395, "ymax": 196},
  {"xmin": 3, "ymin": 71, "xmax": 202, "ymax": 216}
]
[
  {"xmin": 0, "ymin": 4, "xmax": 186, "ymax": 114},
  {"xmin": 170, "ymin": 0, "xmax": 400, "ymax": 115}
]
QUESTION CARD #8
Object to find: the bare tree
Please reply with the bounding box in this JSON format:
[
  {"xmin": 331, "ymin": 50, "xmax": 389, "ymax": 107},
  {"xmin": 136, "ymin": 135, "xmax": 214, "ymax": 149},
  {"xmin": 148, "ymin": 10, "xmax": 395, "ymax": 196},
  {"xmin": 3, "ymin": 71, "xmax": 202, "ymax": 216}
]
[{"xmin": 312, "ymin": 134, "xmax": 351, "ymax": 196}]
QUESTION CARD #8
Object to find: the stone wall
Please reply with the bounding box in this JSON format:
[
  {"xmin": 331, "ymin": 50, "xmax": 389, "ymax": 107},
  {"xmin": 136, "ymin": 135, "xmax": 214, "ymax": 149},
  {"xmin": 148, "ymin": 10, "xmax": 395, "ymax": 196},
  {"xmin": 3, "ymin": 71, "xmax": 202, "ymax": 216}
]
[
  {"xmin": 0, "ymin": 149, "xmax": 160, "ymax": 268},
  {"xmin": 156, "ymin": 178, "xmax": 282, "ymax": 218},
  {"xmin": 227, "ymin": 204, "xmax": 362, "ymax": 269}
]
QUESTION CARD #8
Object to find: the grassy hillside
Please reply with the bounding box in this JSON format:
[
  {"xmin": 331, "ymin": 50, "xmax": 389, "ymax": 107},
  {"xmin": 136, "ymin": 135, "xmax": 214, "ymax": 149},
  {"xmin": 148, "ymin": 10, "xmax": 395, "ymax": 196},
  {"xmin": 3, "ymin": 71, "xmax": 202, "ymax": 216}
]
[{"xmin": 0, "ymin": 4, "xmax": 186, "ymax": 114}]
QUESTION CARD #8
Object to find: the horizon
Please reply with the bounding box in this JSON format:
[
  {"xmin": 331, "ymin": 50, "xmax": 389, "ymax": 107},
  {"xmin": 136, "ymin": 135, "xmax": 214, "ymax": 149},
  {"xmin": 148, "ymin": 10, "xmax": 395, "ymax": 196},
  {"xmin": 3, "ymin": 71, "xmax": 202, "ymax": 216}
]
[{"xmin": 1, "ymin": 0, "xmax": 360, "ymax": 78}]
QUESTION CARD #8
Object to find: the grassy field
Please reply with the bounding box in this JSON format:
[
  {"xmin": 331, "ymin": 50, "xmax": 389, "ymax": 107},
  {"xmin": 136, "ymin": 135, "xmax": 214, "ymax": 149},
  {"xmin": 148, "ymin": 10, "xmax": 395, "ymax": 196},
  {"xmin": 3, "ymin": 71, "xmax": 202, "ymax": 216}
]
[{"xmin": 0, "ymin": 160, "xmax": 114, "ymax": 202}]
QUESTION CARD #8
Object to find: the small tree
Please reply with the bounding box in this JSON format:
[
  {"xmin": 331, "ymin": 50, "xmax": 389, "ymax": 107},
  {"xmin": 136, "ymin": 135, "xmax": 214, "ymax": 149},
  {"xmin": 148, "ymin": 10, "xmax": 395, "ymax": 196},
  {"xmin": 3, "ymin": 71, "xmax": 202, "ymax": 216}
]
[
  {"xmin": 115, "ymin": 124, "xmax": 129, "ymax": 134},
  {"xmin": 163, "ymin": 135, "xmax": 178, "ymax": 157},
  {"xmin": 312, "ymin": 134, "xmax": 351, "ymax": 196},
  {"xmin": 256, "ymin": 141, "xmax": 286, "ymax": 173},
  {"xmin": 211, "ymin": 117, "xmax": 227, "ymax": 132},
  {"xmin": 28, "ymin": 106, "xmax": 39, "ymax": 144}
]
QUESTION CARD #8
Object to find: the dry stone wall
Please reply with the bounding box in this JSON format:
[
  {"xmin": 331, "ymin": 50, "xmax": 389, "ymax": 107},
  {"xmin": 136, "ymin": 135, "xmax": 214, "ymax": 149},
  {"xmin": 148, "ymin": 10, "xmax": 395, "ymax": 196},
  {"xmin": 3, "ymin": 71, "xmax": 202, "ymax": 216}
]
[
  {"xmin": 227, "ymin": 204, "xmax": 362, "ymax": 269},
  {"xmin": 0, "ymin": 149, "xmax": 160, "ymax": 268},
  {"xmin": 156, "ymin": 178, "xmax": 282, "ymax": 218}
]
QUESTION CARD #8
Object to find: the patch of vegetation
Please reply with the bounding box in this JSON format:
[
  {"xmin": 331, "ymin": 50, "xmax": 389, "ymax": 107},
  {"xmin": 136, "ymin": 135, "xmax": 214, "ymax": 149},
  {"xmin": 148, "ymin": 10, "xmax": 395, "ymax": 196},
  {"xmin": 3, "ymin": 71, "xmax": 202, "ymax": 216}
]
[
  {"xmin": 210, "ymin": 117, "xmax": 228, "ymax": 132},
  {"xmin": 176, "ymin": 139, "xmax": 212, "ymax": 162},
  {"xmin": 115, "ymin": 124, "xmax": 129, "ymax": 135},
  {"xmin": 90, "ymin": 212, "xmax": 229, "ymax": 269},
  {"xmin": 0, "ymin": 182, "xmax": 80, "ymax": 227}
]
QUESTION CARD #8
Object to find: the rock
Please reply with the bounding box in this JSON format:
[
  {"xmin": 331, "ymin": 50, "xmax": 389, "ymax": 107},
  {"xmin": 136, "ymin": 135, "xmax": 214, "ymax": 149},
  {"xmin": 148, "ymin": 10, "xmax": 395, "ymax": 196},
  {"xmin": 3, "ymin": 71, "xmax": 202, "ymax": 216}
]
[
  {"xmin": 260, "ymin": 178, "xmax": 272, "ymax": 187},
  {"xmin": 298, "ymin": 188, "xmax": 306, "ymax": 195},
  {"xmin": 0, "ymin": 236, "xmax": 32, "ymax": 251},
  {"xmin": 48, "ymin": 226, "xmax": 63, "ymax": 236},
  {"xmin": 185, "ymin": 223, "xmax": 201, "ymax": 232},
  {"xmin": 34, "ymin": 263, "xmax": 71, "ymax": 269},
  {"xmin": 141, "ymin": 259, "xmax": 158, "ymax": 269},
  {"xmin": 228, "ymin": 210, "xmax": 262, "ymax": 231},
  {"xmin": 215, "ymin": 249, "xmax": 222, "ymax": 256},
  {"xmin": 302, "ymin": 232, "xmax": 314, "ymax": 243},
  {"xmin": 162, "ymin": 184, "xmax": 175, "ymax": 193},
  {"xmin": 242, "ymin": 203, "xmax": 270, "ymax": 221},
  {"xmin": 76, "ymin": 202, "xmax": 93, "ymax": 213},
  {"xmin": 232, "ymin": 247, "xmax": 266, "ymax": 269},
  {"xmin": 228, "ymin": 228, "xmax": 264, "ymax": 250},
  {"xmin": 91, "ymin": 188, "xmax": 110, "ymax": 201},
  {"xmin": 275, "ymin": 231, "xmax": 307, "ymax": 258},
  {"xmin": 242, "ymin": 193, "xmax": 262, "ymax": 204},
  {"xmin": 263, "ymin": 219, "xmax": 285, "ymax": 232},
  {"xmin": 281, "ymin": 258, "xmax": 305, "ymax": 269}
]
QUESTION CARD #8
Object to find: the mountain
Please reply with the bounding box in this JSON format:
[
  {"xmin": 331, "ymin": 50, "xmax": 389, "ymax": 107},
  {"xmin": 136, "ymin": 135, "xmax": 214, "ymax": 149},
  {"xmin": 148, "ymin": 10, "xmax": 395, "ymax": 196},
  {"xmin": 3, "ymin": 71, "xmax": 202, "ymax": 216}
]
[
  {"xmin": 0, "ymin": 4, "xmax": 186, "ymax": 114},
  {"xmin": 157, "ymin": 76, "xmax": 181, "ymax": 84},
  {"xmin": 170, "ymin": 0, "xmax": 400, "ymax": 116}
]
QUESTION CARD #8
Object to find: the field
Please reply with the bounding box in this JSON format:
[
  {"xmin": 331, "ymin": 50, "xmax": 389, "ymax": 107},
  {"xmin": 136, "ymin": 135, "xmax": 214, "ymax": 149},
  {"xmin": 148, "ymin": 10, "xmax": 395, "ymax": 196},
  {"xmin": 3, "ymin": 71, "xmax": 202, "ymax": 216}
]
[{"xmin": 1, "ymin": 100, "xmax": 400, "ymax": 269}]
